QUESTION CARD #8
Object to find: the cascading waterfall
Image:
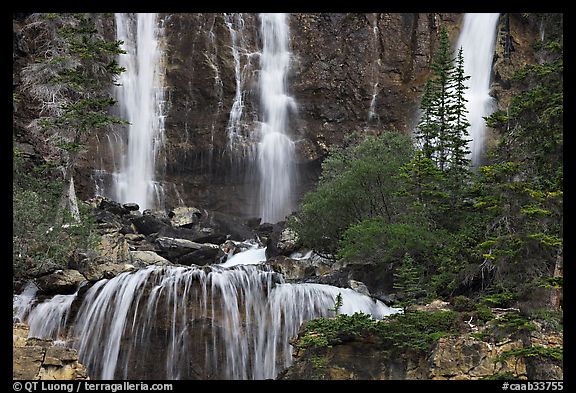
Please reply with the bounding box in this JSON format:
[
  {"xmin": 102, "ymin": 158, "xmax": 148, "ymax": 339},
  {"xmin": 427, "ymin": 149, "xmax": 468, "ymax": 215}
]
[
  {"xmin": 15, "ymin": 260, "xmax": 398, "ymax": 380},
  {"xmin": 455, "ymin": 13, "xmax": 500, "ymax": 167},
  {"xmin": 257, "ymin": 13, "xmax": 297, "ymax": 224},
  {"xmin": 112, "ymin": 13, "xmax": 166, "ymax": 211}
]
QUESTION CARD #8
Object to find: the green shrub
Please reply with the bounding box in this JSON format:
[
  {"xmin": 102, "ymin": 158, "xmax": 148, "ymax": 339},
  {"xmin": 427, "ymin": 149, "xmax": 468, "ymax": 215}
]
[
  {"xmin": 294, "ymin": 310, "xmax": 461, "ymax": 355},
  {"xmin": 497, "ymin": 346, "xmax": 562, "ymax": 363}
]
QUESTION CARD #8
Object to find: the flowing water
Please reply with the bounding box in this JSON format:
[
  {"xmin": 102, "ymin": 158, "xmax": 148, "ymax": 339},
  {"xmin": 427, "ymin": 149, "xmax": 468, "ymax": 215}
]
[
  {"xmin": 112, "ymin": 13, "xmax": 166, "ymax": 210},
  {"xmin": 257, "ymin": 13, "xmax": 297, "ymax": 224},
  {"xmin": 455, "ymin": 13, "xmax": 500, "ymax": 167},
  {"xmin": 15, "ymin": 249, "xmax": 399, "ymax": 380}
]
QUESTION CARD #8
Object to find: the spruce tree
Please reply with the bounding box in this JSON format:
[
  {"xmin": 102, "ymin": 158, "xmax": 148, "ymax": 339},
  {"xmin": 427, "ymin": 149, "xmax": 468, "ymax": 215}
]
[{"xmin": 415, "ymin": 27, "xmax": 471, "ymax": 177}]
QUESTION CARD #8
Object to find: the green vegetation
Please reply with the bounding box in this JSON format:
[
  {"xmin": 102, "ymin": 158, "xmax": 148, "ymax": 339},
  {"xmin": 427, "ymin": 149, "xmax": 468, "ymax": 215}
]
[
  {"xmin": 328, "ymin": 293, "xmax": 343, "ymax": 315},
  {"xmin": 13, "ymin": 149, "xmax": 100, "ymax": 278},
  {"xmin": 290, "ymin": 15, "xmax": 563, "ymax": 314},
  {"xmin": 497, "ymin": 346, "xmax": 563, "ymax": 363},
  {"xmin": 290, "ymin": 131, "xmax": 414, "ymax": 257},
  {"xmin": 294, "ymin": 310, "xmax": 460, "ymax": 354}
]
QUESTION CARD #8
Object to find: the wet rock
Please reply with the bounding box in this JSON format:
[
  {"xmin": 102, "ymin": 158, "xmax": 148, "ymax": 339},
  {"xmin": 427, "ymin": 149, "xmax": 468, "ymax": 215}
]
[
  {"xmin": 201, "ymin": 211, "xmax": 254, "ymax": 241},
  {"xmin": 349, "ymin": 280, "xmax": 370, "ymax": 297},
  {"xmin": 123, "ymin": 202, "xmax": 140, "ymax": 211},
  {"xmin": 267, "ymin": 226, "xmax": 300, "ymax": 259},
  {"xmin": 35, "ymin": 269, "xmax": 86, "ymax": 295},
  {"xmin": 82, "ymin": 260, "xmax": 135, "ymax": 282},
  {"xmin": 155, "ymin": 236, "xmax": 220, "ymax": 261}
]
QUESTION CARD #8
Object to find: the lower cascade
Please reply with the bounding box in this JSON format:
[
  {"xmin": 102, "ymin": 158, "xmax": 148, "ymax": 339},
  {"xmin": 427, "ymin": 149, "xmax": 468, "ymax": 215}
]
[{"xmin": 14, "ymin": 250, "xmax": 398, "ymax": 380}]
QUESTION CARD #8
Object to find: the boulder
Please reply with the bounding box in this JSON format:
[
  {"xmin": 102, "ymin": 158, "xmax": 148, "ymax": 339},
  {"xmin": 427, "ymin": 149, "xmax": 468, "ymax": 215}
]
[
  {"xmin": 155, "ymin": 236, "xmax": 220, "ymax": 261},
  {"xmin": 131, "ymin": 214, "xmax": 170, "ymax": 236},
  {"xmin": 35, "ymin": 269, "xmax": 86, "ymax": 295},
  {"xmin": 81, "ymin": 260, "xmax": 135, "ymax": 282},
  {"xmin": 130, "ymin": 250, "xmax": 171, "ymax": 266},
  {"xmin": 123, "ymin": 202, "xmax": 140, "ymax": 211},
  {"xmin": 268, "ymin": 255, "xmax": 332, "ymax": 281},
  {"xmin": 176, "ymin": 247, "xmax": 224, "ymax": 266},
  {"xmin": 169, "ymin": 206, "xmax": 202, "ymax": 228},
  {"xmin": 349, "ymin": 280, "xmax": 371, "ymax": 297},
  {"xmin": 201, "ymin": 211, "xmax": 254, "ymax": 241},
  {"xmin": 96, "ymin": 232, "xmax": 130, "ymax": 264},
  {"xmin": 265, "ymin": 223, "xmax": 299, "ymax": 258}
]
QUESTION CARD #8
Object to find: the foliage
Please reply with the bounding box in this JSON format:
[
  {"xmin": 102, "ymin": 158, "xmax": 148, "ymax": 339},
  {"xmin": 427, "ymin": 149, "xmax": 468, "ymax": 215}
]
[
  {"xmin": 295, "ymin": 312, "xmax": 376, "ymax": 350},
  {"xmin": 497, "ymin": 346, "xmax": 562, "ymax": 363},
  {"xmin": 480, "ymin": 291, "xmax": 517, "ymax": 308},
  {"xmin": 328, "ymin": 293, "xmax": 343, "ymax": 315},
  {"xmin": 493, "ymin": 312, "xmax": 537, "ymax": 336},
  {"xmin": 392, "ymin": 254, "xmax": 424, "ymax": 307},
  {"xmin": 474, "ymin": 23, "xmax": 563, "ymax": 297},
  {"xmin": 13, "ymin": 151, "xmax": 100, "ymax": 279},
  {"xmin": 295, "ymin": 310, "xmax": 460, "ymax": 355},
  {"xmin": 450, "ymin": 295, "xmax": 475, "ymax": 312},
  {"xmin": 415, "ymin": 27, "xmax": 471, "ymax": 179},
  {"xmin": 475, "ymin": 304, "xmax": 495, "ymax": 323},
  {"xmin": 338, "ymin": 219, "xmax": 436, "ymax": 264},
  {"xmin": 290, "ymin": 131, "xmax": 414, "ymax": 255}
]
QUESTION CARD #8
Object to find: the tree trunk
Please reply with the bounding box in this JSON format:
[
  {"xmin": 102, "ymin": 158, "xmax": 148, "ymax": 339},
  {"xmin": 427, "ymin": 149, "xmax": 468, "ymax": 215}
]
[{"xmin": 550, "ymin": 249, "xmax": 563, "ymax": 310}]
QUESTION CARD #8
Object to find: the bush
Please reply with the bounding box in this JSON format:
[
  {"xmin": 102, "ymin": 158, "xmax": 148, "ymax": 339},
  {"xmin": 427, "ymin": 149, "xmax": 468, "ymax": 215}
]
[
  {"xmin": 294, "ymin": 310, "xmax": 460, "ymax": 354},
  {"xmin": 338, "ymin": 219, "xmax": 436, "ymax": 264},
  {"xmin": 290, "ymin": 131, "xmax": 414, "ymax": 255}
]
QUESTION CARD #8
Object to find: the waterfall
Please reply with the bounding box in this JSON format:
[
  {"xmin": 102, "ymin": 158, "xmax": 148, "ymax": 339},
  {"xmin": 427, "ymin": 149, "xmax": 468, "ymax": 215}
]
[
  {"xmin": 27, "ymin": 290, "xmax": 79, "ymax": 341},
  {"xmin": 112, "ymin": 13, "xmax": 166, "ymax": 211},
  {"xmin": 455, "ymin": 13, "xmax": 500, "ymax": 167},
  {"xmin": 257, "ymin": 13, "xmax": 297, "ymax": 224},
  {"xmin": 225, "ymin": 13, "xmax": 247, "ymax": 156},
  {"xmin": 14, "ymin": 261, "xmax": 398, "ymax": 380}
]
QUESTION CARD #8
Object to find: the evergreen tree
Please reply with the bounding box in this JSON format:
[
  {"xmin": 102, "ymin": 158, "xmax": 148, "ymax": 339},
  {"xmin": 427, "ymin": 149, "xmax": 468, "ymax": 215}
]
[
  {"xmin": 415, "ymin": 27, "xmax": 471, "ymax": 178},
  {"xmin": 20, "ymin": 13, "xmax": 126, "ymax": 225},
  {"xmin": 393, "ymin": 253, "xmax": 423, "ymax": 307},
  {"xmin": 447, "ymin": 48, "xmax": 471, "ymax": 173}
]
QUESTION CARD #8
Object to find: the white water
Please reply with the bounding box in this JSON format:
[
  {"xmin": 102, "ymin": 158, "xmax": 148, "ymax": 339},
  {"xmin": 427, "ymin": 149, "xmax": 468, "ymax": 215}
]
[
  {"xmin": 113, "ymin": 13, "xmax": 166, "ymax": 210},
  {"xmin": 456, "ymin": 13, "xmax": 500, "ymax": 167},
  {"xmin": 13, "ymin": 282, "xmax": 38, "ymax": 323},
  {"xmin": 225, "ymin": 13, "xmax": 247, "ymax": 155},
  {"xmin": 14, "ymin": 245, "xmax": 399, "ymax": 380},
  {"xmin": 67, "ymin": 264, "xmax": 397, "ymax": 379},
  {"xmin": 257, "ymin": 13, "xmax": 297, "ymax": 223},
  {"xmin": 27, "ymin": 290, "xmax": 79, "ymax": 340}
]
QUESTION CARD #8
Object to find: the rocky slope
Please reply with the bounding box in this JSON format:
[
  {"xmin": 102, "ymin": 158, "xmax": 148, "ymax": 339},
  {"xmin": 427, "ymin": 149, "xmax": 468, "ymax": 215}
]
[{"xmin": 279, "ymin": 303, "xmax": 563, "ymax": 380}]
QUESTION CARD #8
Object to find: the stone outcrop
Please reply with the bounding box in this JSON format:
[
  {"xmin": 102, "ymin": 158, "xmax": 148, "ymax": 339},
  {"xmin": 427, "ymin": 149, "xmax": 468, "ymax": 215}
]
[
  {"xmin": 13, "ymin": 323, "xmax": 89, "ymax": 380},
  {"xmin": 35, "ymin": 270, "xmax": 86, "ymax": 296},
  {"xmin": 280, "ymin": 306, "xmax": 563, "ymax": 380}
]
